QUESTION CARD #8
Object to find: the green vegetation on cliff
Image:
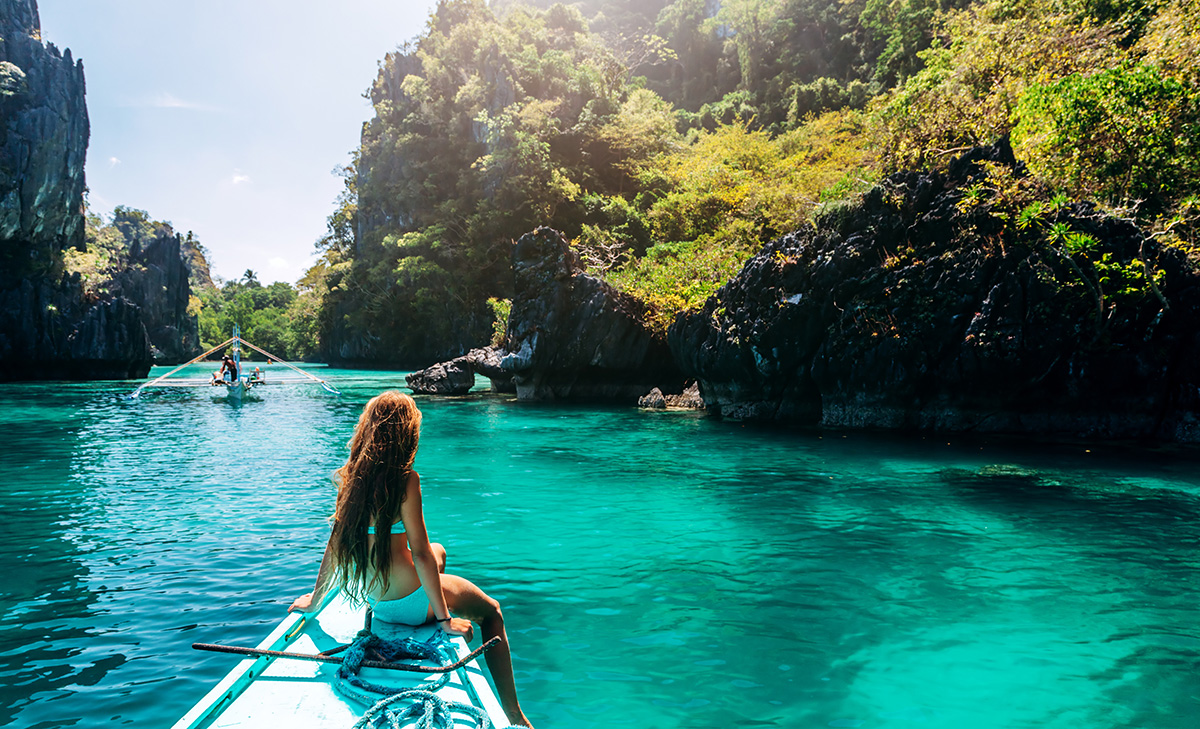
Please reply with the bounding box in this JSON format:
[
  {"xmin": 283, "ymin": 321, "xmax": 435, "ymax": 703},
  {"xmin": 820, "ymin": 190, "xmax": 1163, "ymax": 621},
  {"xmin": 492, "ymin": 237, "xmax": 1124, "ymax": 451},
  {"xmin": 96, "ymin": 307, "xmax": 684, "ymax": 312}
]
[
  {"xmin": 69, "ymin": 206, "xmax": 213, "ymax": 294},
  {"xmin": 318, "ymin": 0, "xmax": 680, "ymax": 362},
  {"xmin": 306, "ymin": 0, "xmax": 1200, "ymax": 360},
  {"xmin": 68, "ymin": 207, "xmax": 317, "ymax": 362}
]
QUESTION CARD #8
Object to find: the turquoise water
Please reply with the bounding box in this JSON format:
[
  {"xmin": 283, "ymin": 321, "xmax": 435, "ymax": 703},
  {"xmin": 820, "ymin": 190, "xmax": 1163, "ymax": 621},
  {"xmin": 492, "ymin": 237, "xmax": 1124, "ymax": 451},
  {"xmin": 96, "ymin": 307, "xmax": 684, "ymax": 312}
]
[{"xmin": 2, "ymin": 366, "xmax": 1199, "ymax": 728}]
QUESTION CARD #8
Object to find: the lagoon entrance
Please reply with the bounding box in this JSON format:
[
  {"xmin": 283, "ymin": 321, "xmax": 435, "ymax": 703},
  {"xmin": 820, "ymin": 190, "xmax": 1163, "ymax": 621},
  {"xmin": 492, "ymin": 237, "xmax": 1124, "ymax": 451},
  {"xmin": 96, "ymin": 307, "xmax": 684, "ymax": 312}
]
[{"xmin": 2, "ymin": 368, "xmax": 1198, "ymax": 728}]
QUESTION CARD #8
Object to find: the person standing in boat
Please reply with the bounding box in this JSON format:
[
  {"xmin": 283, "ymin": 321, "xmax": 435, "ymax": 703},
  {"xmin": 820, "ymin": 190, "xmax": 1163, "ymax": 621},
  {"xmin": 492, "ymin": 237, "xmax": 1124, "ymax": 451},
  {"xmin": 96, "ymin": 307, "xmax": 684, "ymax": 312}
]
[
  {"xmin": 219, "ymin": 355, "xmax": 239, "ymax": 384},
  {"xmin": 289, "ymin": 391, "xmax": 533, "ymax": 728}
]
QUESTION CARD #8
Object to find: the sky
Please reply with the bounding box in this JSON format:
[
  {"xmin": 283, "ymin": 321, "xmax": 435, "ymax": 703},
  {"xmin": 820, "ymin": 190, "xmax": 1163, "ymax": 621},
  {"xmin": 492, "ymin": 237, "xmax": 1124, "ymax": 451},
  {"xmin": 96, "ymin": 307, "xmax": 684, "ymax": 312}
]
[{"xmin": 37, "ymin": 0, "xmax": 441, "ymax": 285}]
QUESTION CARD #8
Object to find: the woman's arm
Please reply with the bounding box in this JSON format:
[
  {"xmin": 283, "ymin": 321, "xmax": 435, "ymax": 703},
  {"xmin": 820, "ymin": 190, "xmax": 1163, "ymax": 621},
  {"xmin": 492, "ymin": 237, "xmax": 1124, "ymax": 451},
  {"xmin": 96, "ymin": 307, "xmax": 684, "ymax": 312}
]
[
  {"xmin": 400, "ymin": 472, "xmax": 466, "ymax": 634},
  {"xmin": 288, "ymin": 534, "xmax": 336, "ymax": 613}
]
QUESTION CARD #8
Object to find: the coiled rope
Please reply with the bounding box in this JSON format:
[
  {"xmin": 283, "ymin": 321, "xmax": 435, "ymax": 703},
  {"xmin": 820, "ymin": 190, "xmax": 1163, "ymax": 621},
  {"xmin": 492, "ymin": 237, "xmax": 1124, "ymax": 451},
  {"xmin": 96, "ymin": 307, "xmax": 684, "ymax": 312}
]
[{"xmin": 334, "ymin": 630, "xmax": 510, "ymax": 729}]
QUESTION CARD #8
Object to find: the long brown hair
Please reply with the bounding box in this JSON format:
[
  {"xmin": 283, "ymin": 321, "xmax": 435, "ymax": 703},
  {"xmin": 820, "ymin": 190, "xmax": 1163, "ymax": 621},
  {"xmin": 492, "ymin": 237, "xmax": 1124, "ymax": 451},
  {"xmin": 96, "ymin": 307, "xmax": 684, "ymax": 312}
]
[{"xmin": 330, "ymin": 391, "xmax": 422, "ymax": 602}]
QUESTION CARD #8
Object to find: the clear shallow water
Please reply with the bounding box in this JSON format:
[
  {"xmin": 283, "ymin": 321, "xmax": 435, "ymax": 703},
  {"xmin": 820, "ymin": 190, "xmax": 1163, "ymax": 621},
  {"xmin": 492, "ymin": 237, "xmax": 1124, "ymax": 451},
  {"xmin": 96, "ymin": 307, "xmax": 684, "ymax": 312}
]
[{"xmin": 2, "ymin": 366, "xmax": 1199, "ymax": 728}]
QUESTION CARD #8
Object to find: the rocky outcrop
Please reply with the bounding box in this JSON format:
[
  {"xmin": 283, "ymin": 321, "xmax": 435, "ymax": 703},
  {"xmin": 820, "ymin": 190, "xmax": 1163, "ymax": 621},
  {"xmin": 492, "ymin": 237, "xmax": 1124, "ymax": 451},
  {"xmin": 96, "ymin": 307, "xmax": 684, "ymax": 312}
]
[
  {"xmin": 639, "ymin": 382, "xmax": 705, "ymax": 409},
  {"xmin": 502, "ymin": 227, "xmax": 683, "ymax": 401},
  {"xmin": 466, "ymin": 347, "xmax": 514, "ymax": 392},
  {"xmin": 405, "ymin": 347, "xmax": 515, "ymax": 395},
  {"xmin": 406, "ymin": 357, "xmax": 476, "ymax": 395},
  {"xmin": 638, "ymin": 388, "xmax": 667, "ymax": 408},
  {"xmin": 668, "ymin": 381, "xmax": 704, "ymax": 409},
  {"xmin": 670, "ymin": 143, "xmax": 1200, "ymax": 441}
]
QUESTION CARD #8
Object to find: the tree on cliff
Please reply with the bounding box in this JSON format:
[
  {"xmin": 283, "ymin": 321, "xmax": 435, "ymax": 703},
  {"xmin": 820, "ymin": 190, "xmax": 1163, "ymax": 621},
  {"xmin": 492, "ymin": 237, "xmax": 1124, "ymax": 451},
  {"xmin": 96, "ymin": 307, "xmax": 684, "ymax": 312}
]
[
  {"xmin": 309, "ymin": 0, "xmax": 1200, "ymax": 367},
  {"xmin": 320, "ymin": 0, "xmax": 673, "ymax": 364}
]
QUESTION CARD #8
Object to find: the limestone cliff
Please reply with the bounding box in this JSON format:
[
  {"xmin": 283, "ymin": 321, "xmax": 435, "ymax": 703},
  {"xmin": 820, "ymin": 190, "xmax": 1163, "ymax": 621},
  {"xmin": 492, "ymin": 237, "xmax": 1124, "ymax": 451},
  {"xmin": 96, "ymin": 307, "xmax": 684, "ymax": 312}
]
[
  {"xmin": 0, "ymin": 0, "xmax": 88, "ymax": 274},
  {"xmin": 403, "ymin": 228, "xmax": 682, "ymax": 400},
  {"xmin": 0, "ymin": 0, "xmax": 158, "ymax": 379},
  {"xmin": 0, "ymin": 275, "xmax": 150, "ymax": 379},
  {"xmin": 501, "ymin": 227, "xmax": 682, "ymax": 401},
  {"xmin": 108, "ymin": 228, "xmax": 201, "ymax": 363},
  {"xmin": 669, "ymin": 143, "xmax": 1200, "ymax": 441}
]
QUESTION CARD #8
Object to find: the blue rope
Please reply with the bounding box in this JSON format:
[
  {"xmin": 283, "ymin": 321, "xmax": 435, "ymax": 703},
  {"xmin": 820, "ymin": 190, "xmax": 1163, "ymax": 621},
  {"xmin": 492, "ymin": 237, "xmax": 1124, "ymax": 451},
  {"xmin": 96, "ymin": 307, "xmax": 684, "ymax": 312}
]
[{"xmin": 333, "ymin": 629, "xmax": 508, "ymax": 729}]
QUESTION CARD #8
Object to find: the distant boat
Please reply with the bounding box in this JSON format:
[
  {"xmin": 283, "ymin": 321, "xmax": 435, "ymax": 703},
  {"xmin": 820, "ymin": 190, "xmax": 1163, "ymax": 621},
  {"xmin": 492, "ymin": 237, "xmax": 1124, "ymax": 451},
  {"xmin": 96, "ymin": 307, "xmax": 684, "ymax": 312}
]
[{"xmin": 129, "ymin": 325, "xmax": 340, "ymax": 400}]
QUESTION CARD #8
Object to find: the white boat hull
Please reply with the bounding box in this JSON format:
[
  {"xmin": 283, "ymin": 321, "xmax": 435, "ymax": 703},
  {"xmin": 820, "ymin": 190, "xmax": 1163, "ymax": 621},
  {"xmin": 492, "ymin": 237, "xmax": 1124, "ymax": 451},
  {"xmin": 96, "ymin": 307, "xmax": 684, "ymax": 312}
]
[{"xmin": 172, "ymin": 591, "xmax": 507, "ymax": 729}]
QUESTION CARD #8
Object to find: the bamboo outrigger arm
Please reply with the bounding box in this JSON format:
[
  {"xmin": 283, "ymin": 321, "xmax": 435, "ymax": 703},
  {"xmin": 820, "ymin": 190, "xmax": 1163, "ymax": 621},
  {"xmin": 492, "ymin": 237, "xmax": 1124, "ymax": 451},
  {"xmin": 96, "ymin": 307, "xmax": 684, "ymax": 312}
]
[
  {"xmin": 128, "ymin": 334, "xmax": 341, "ymax": 398},
  {"xmin": 129, "ymin": 337, "xmax": 235, "ymax": 398},
  {"xmin": 235, "ymin": 337, "xmax": 341, "ymax": 394}
]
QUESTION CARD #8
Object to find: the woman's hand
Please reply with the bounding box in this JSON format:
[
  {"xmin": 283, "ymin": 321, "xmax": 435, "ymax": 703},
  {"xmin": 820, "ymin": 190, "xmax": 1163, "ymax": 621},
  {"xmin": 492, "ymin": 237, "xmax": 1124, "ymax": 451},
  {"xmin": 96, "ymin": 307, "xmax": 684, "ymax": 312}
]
[
  {"xmin": 289, "ymin": 593, "xmax": 314, "ymax": 613},
  {"xmin": 439, "ymin": 617, "xmax": 474, "ymax": 642}
]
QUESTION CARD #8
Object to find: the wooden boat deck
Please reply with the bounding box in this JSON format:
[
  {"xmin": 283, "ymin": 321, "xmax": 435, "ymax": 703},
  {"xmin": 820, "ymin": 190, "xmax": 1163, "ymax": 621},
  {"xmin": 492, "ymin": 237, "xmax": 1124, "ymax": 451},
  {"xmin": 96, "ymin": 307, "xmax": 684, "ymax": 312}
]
[{"xmin": 173, "ymin": 591, "xmax": 507, "ymax": 729}]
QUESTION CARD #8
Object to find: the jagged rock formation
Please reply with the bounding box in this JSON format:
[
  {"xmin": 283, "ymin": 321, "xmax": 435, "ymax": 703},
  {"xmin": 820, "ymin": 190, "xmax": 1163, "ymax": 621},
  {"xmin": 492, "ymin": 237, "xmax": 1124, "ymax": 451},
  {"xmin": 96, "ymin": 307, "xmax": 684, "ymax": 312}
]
[
  {"xmin": 0, "ymin": 0, "xmax": 88, "ymax": 275},
  {"xmin": 670, "ymin": 143, "xmax": 1200, "ymax": 441},
  {"xmin": 405, "ymin": 347, "xmax": 515, "ymax": 395},
  {"xmin": 0, "ymin": 1, "xmax": 191, "ymax": 379},
  {"xmin": 639, "ymin": 382, "xmax": 705, "ymax": 409},
  {"xmin": 406, "ymin": 357, "xmax": 476, "ymax": 395},
  {"xmin": 110, "ymin": 230, "xmax": 200, "ymax": 363},
  {"xmin": 502, "ymin": 227, "xmax": 682, "ymax": 401},
  {"xmin": 669, "ymin": 381, "xmax": 704, "ymax": 409},
  {"xmin": 638, "ymin": 387, "xmax": 667, "ymax": 408}
]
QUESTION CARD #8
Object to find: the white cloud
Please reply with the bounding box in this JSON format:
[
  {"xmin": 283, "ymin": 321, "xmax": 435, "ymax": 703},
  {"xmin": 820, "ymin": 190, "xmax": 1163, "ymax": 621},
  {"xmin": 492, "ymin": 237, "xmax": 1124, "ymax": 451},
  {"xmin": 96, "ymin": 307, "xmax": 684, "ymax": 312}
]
[
  {"xmin": 108, "ymin": 156, "xmax": 120, "ymax": 167},
  {"xmin": 268, "ymin": 257, "xmax": 289, "ymax": 269},
  {"xmin": 126, "ymin": 92, "xmax": 217, "ymax": 111},
  {"xmin": 152, "ymin": 92, "xmax": 205, "ymax": 109},
  {"xmin": 231, "ymin": 171, "xmax": 251, "ymax": 185}
]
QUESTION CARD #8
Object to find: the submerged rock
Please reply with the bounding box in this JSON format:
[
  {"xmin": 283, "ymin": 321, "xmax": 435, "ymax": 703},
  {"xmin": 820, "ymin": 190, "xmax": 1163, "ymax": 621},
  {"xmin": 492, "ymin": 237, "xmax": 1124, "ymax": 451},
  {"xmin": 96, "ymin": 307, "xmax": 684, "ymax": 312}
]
[
  {"xmin": 670, "ymin": 142, "xmax": 1200, "ymax": 441},
  {"xmin": 502, "ymin": 227, "xmax": 683, "ymax": 401}
]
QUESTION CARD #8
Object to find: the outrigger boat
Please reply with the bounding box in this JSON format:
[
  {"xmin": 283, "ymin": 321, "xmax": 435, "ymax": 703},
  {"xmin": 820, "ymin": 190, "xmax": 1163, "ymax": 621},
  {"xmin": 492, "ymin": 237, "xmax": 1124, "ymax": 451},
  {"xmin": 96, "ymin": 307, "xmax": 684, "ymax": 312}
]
[
  {"xmin": 130, "ymin": 325, "xmax": 340, "ymax": 399},
  {"xmin": 173, "ymin": 590, "xmax": 509, "ymax": 729}
]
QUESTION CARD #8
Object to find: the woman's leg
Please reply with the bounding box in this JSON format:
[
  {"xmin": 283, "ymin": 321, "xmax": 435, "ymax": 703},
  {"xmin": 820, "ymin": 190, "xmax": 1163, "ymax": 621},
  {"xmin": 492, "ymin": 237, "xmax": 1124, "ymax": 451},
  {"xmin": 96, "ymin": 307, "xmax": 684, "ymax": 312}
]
[{"xmin": 441, "ymin": 573, "xmax": 532, "ymax": 728}]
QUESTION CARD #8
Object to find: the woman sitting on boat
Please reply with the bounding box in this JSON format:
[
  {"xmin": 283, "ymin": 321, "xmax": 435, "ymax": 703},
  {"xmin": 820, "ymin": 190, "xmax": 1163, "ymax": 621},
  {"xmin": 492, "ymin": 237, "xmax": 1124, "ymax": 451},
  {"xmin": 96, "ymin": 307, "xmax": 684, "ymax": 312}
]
[{"xmin": 289, "ymin": 391, "xmax": 532, "ymax": 727}]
